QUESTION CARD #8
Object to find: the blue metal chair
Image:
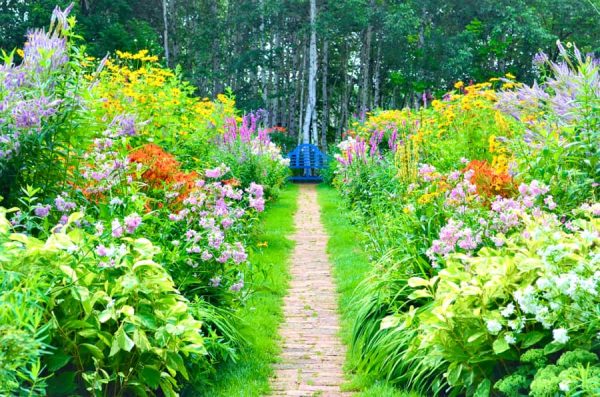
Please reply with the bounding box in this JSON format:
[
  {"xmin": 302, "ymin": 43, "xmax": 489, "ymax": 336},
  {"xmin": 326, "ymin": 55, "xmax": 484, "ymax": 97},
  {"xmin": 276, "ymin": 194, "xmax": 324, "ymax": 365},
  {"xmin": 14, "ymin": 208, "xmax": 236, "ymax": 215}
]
[{"xmin": 286, "ymin": 144, "xmax": 328, "ymax": 182}]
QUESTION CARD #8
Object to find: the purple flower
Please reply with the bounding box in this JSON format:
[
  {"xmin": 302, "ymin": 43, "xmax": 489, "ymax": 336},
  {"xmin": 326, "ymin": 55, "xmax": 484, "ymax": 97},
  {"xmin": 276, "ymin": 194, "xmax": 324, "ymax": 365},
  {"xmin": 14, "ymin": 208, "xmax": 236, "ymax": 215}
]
[
  {"xmin": 55, "ymin": 195, "xmax": 76, "ymax": 212},
  {"xmin": 115, "ymin": 115, "xmax": 136, "ymax": 136},
  {"xmin": 124, "ymin": 213, "xmax": 142, "ymax": 234},
  {"xmin": 230, "ymin": 280, "xmax": 244, "ymax": 292},
  {"xmin": 95, "ymin": 221, "xmax": 104, "ymax": 236},
  {"xmin": 544, "ymin": 195, "xmax": 557, "ymax": 210},
  {"xmin": 217, "ymin": 251, "xmax": 231, "ymax": 263},
  {"xmin": 205, "ymin": 164, "xmax": 229, "ymax": 179},
  {"xmin": 187, "ymin": 246, "xmax": 201, "ymax": 254},
  {"xmin": 249, "ymin": 197, "xmax": 265, "ymax": 212},
  {"xmin": 34, "ymin": 204, "xmax": 51, "ymax": 218},
  {"xmin": 209, "ymin": 231, "xmax": 224, "ymax": 249},
  {"xmin": 214, "ymin": 198, "xmax": 229, "ymax": 216},
  {"xmin": 111, "ymin": 219, "xmax": 123, "ymax": 238},
  {"xmin": 233, "ymin": 248, "xmax": 248, "ymax": 264},
  {"xmin": 248, "ymin": 182, "xmax": 264, "ymax": 198},
  {"xmin": 95, "ymin": 244, "xmax": 111, "ymax": 257},
  {"xmin": 201, "ymin": 251, "xmax": 213, "ymax": 261},
  {"xmin": 210, "ymin": 276, "xmax": 222, "ymax": 287}
]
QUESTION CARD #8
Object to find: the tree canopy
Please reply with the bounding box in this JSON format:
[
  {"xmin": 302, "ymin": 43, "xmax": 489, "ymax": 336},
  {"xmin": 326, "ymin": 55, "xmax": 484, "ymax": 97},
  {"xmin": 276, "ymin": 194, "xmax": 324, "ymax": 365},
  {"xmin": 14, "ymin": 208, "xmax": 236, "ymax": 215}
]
[{"xmin": 3, "ymin": 0, "xmax": 599, "ymax": 144}]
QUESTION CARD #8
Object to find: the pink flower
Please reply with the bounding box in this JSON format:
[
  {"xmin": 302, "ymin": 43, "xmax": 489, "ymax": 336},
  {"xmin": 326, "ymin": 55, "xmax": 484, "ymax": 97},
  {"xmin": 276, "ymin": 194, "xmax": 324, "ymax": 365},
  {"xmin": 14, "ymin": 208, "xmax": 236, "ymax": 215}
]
[
  {"xmin": 248, "ymin": 182, "xmax": 264, "ymax": 198},
  {"xmin": 249, "ymin": 197, "xmax": 265, "ymax": 212},
  {"xmin": 230, "ymin": 280, "xmax": 244, "ymax": 292},
  {"xmin": 544, "ymin": 195, "xmax": 557, "ymax": 210},
  {"xmin": 124, "ymin": 213, "xmax": 142, "ymax": 234},
  {"xmin": 111, "ymin": 219, "xmax": 123, "ymax": 238}
]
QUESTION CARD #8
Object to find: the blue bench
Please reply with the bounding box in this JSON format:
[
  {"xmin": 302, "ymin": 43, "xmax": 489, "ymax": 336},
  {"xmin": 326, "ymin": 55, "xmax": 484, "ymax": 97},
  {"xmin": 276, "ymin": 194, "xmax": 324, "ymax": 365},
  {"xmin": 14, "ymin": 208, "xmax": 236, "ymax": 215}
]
[{"xmin": 286, "ymin": 144, "xmax": 328, "ymax": 182}]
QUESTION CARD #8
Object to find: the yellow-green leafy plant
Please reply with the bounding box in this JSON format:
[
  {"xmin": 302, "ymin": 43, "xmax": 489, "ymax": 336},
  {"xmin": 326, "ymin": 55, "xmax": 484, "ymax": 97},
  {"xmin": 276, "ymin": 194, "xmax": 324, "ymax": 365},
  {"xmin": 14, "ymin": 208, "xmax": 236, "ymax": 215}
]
[{"xmin": 0, "ymin": 209, "xmax": 208, "ymax": 396}]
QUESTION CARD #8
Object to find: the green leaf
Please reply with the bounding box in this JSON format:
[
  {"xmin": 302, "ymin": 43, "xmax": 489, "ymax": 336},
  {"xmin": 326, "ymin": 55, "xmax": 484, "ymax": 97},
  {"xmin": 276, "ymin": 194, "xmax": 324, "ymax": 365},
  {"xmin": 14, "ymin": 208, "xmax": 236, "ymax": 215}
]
[
  {"xmin": 46, "ymin": 351, "xmax": 71, "ymax": 371},
  {"xmin": 467, "ymin": 332, "xmax": 485, "ymax": 343},
  {"xmin": 117, "ymin": 327, "xmax": 135, "ymax": 352},
  {"xmin": 160, "ymin": 379, "xmax": 178, "ymax": 397},
  {"xmin": 140, "ymin": 366, "xmax": 161, "ymax": 389},
  {"xmin": 544, "ymin": 342, "xmax": 564, "ymax": 355},
  {"xmin": 407, "ymin": 277, "xmax": 429, "ymax": 288},
  {"xmin": 47, "ymin": 371, "xmax": 77, "ymax": 395},
  {"xmin": 132, "ymin": 238, "xmax": 160, "ymax": 257},
  {"xmin": 446, "ymin": 363, "xmax": 463, "ymax": 386},
  {"xmin": 166, "ymin": 352, "xmax": 188, "ymax": 379},
  {"xmin": 110, "ymin": 326, "xmax": 135, "ymax": 356},
  {"xmin": 133, "ymin": 328, "xmax": 152, "ymax": 351},
  {"xmin": 380, "ymin": 315, "xmax": 400, "ymax": 330},
  {"xmin": 520, "ymin": 331, "xmax": 545, "ymax": 348},
  {"xmin": 407, "ymin": 289, "xmax": 433, "ymax": 300},
  {"xmin": 132, "ymin": 259, "xmax": 163, "ymax": 271},
  {"xmin": 80, "ymin": 343, "xmax": 104, "ymax": 360},
  {"xmin": 59, "ymin": 265, "xmax": 78, "ymax": 281},
  {"xmin": 493, "ymin": 338, "xmax": 510, "ymax": 354},
  {"xmin": 474, "ymin": 379, "xmax": 491, "ymax": 397}
]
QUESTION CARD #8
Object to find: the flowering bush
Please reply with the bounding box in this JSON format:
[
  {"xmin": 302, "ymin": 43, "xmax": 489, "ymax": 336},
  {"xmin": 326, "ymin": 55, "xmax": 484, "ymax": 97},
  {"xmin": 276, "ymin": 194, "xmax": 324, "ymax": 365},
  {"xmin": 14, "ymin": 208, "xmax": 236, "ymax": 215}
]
[
  {"xmin": 0, "ymin": 208, "xmax": 209, "ymax": 396},
  {"xmin": 497, "ymin": 43, "xmax": 599, "ymax": 211},
  {"xmin": 93, "ymin": 50, "xmax": 237, "ymax": 158},
  {"xmin": 212, "ymin": 112, "xmax": 290, "ymax": 199},
  {"xmin": 0, "ymin": 5, "xmax": 91, "ymax": 204}
]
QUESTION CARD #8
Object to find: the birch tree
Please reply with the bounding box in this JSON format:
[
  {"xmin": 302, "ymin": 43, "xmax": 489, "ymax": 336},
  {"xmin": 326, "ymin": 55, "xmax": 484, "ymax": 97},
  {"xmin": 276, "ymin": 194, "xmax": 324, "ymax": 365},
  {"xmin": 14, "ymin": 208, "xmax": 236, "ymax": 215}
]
[{"xmin": 302, "ymin": 0, "xmax": 317, "ymax": 145}]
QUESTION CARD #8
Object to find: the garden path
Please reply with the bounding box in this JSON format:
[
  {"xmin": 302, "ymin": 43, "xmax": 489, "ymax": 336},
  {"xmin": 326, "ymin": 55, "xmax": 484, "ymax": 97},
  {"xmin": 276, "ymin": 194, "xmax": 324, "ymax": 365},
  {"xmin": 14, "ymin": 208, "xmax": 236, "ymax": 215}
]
[{"xmin": 270, "ymin": 184, "xmax": 351, "ymax": 397}]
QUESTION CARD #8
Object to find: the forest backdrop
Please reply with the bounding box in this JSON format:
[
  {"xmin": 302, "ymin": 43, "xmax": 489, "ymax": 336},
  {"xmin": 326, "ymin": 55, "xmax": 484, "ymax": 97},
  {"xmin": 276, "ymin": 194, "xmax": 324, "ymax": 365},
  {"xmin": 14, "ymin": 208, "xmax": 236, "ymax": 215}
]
[{"xmin": 2, "ymin": 0, "xmax": 599, "ymax": 146}]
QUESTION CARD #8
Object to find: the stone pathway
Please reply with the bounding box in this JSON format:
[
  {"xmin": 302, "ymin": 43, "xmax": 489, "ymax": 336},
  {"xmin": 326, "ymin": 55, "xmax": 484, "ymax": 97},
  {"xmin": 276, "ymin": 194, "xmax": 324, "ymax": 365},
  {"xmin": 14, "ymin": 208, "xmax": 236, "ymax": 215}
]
[{"xmin": 270, "ymin": 184, "xmax": 350, "ymax": 397}]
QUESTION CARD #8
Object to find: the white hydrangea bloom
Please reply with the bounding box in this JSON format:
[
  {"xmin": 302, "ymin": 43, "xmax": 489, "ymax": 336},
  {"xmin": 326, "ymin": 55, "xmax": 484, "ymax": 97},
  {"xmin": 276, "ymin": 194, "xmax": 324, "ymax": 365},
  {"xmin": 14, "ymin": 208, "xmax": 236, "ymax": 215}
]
[
  {"xmin": 486, "ymin": 319, "xmax": 502, "ymax": 335},
  {"xmin": 553, "ymin": 328, "xmax": 569, "ymax": 344}
]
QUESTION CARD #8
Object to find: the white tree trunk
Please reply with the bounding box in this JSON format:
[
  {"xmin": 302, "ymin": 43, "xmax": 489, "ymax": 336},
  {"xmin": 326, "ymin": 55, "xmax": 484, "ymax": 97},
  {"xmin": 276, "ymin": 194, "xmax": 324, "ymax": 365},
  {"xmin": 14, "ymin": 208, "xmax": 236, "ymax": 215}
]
[
  {"xmin": 259, "ymin": 0, "xmax": 269, "ymax": 126},
  {"xmin": 302, "ymin": 0, "xmax": 317, "ymax": 145},
  {"xmin": 162, "ymin": 0, "xmax": 169, "ymax": 66}
]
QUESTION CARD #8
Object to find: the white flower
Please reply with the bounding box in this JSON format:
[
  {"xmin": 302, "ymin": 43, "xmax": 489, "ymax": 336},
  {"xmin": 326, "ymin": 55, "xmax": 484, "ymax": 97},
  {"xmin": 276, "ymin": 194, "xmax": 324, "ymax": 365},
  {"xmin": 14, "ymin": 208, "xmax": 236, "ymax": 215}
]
[
  {"xmin": 508, "ymin": 319, "xmax": 524, "ymax": 332},
  {"xmin": 110, "ymin": 197, "xmax": 124, "ymax": 206},
  {"xmin": 486, "ymin": 319, "xmax": 503, "ymax": 335},
  {"xmin": 504, "ymin": 333, "xmax": 516, "ymax": 344},
  {"xmin": 559, "ymin": 381, "xmax": 570, "ymax": 392},
  {"xmin": 582, "ymin": 230, "xmax": 599, "ymax": 243},
  {"xmin": 553, "ymin": 328, "xmax": 569, "ymax": 344},
  {"xmin": 501, "ymin": 303, "xmax": 515, "ymax": 318}
]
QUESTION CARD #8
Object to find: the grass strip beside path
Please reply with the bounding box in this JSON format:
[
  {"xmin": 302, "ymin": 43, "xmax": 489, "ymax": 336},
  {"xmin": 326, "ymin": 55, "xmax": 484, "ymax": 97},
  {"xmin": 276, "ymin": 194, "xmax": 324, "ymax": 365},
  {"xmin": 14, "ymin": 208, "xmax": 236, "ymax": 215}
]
[
  {"xmin": 205, "ymin": 184, "xmax": 299, "ymax": 396},
  {"xmin": 317, "ymin": 184, "xmax": 412, "ymax": 397}
]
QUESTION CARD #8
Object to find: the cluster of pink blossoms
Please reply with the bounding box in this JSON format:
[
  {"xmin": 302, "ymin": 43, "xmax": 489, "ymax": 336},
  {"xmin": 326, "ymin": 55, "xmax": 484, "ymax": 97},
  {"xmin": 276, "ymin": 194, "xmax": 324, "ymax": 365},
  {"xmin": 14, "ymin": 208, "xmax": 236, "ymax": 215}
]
[
  {"xmin": 166, "ymin": 166, "xmax": 265, "ymax": 291},
  {"xmin": 426, "ymin": 174, "xmax": 559, "ymax": 266}
]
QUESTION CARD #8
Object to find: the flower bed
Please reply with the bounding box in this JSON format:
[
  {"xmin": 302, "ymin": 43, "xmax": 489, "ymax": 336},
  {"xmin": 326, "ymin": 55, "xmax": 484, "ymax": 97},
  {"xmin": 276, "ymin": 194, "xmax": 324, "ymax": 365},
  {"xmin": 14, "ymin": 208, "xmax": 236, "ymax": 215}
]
[
  {"xmin": 331, "ymin": 44, "xmax": 599, "ymax": 396},
  {"xmin": 0, "ymin": 6, "xmax": 289, "ymax": 396}
]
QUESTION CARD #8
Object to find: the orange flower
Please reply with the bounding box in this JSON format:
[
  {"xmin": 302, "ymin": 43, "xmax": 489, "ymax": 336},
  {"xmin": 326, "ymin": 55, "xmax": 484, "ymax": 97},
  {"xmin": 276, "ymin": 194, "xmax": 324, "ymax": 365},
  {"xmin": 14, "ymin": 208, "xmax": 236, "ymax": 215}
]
[
  {"xmin": 464, "ymin": 160, "xmax": 516, "ymax": 200},
  {"xmin": 129, "ymin": 143, "xmax": 198, "ymax": 206}
]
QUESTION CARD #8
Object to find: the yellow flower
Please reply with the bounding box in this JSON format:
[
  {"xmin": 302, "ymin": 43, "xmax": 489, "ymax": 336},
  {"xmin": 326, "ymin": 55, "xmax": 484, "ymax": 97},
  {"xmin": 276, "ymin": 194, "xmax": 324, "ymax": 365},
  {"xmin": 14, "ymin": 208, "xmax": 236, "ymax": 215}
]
[
  {"xmin": 454, "ymin": 81, "xmax": 464, "ymax": 89},
  {"xmin": 16, "ymin": 49, "xmax": 24, "ymax": 58},
  {"xmin": 505, "ymin": 73, "xmax": 516, "ymax": 80}
]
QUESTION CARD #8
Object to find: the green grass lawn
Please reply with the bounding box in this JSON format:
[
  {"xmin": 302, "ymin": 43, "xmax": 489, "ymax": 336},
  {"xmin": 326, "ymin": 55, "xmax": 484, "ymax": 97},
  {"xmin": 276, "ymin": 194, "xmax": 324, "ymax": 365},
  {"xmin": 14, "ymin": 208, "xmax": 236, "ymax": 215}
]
[
  {"xmin": 317, "ymin": 184, "xmax": 415, "ymax": 397},
  {"xmin": 204, "ymin": 184, "xmax": 299, "ymax": 397}
]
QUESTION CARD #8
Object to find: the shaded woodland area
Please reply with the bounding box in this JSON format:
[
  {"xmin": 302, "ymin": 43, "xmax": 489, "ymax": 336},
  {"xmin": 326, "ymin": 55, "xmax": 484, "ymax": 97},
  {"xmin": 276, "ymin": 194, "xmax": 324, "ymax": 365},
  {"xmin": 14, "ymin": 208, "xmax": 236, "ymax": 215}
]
[{"xmin": 3, "ymin": 0, "xmax": 599, "ymax": 145}]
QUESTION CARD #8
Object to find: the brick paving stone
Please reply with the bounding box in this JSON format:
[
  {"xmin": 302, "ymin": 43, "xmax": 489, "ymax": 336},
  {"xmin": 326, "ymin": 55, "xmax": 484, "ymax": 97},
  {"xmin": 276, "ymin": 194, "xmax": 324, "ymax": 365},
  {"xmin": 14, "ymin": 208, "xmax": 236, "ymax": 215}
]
[{"xmin": 269, "ymin": 184, "xmax": 352, "ymax": 397}]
